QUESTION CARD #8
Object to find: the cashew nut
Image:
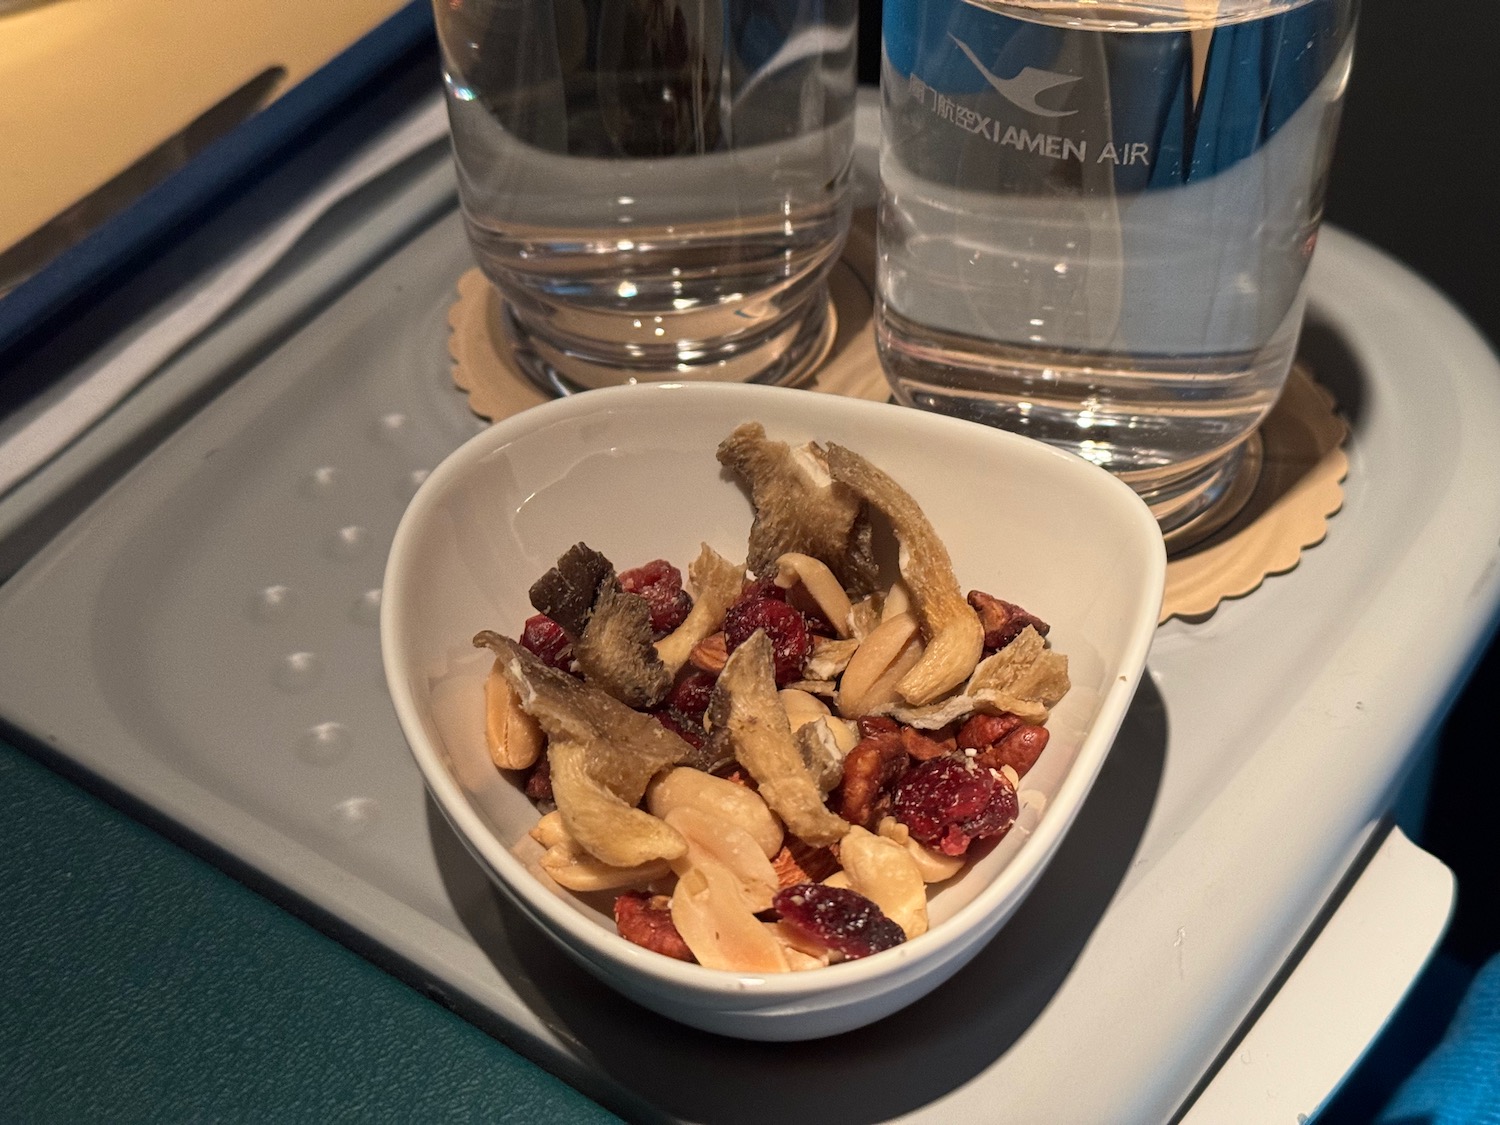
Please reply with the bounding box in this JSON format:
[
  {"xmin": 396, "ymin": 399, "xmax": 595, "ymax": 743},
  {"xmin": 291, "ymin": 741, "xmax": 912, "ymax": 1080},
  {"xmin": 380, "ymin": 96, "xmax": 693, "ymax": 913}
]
[
  {"xmin": 825, "ymin": 444, "xmax": 984, "ymax": 706},
  {"xmin": 773, "ymin": 552, "xmax": 854, "ymax": 637},
  {"xmin": 839, "ymin": 824, "xmax": 929, "ymax": 939},
  {"xmin": 837, "ymin": 612, "xmax": 924, "ymax": 717},
  {"xmin": 671, "ymin": 859, "xmax": 790, "ymax": 973},
  {"xmin": 646, "ymin": 767, "xmax": 784, "ymax": 858},
  {"xmin": 484, "ymin": 659, "xmax": 545, "ymax": 770},
  {"xmin": 654, "ymin": 544, "xmax": 745, "ymax": 676}
]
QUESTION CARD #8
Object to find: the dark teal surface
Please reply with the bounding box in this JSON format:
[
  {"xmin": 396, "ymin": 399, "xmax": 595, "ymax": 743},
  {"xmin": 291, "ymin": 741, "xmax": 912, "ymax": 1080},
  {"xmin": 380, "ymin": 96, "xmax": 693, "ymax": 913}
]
[{"xmin": 0, "ymin": 738, "xmax": 619, "ymax": 1124}]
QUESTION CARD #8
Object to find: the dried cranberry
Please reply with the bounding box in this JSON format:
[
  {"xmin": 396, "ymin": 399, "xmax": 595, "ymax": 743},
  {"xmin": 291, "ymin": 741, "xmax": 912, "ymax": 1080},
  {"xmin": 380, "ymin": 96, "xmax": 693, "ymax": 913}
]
[
  {"xmin": 614, "ymin": 892, "xmax": 695, "ymax": 962},
  {"xmin": 722, "ymin": 597, "xmax": 810, "ymax": 685},
  {"xmin": 523, "ymin": 753, "xmax": 553, "ymax": 802},
  {"xmin": 520, "ymin": 614, "xmax": 573, "ymax": 672},
  {"xmin": 665, "ymin": 669, "xmax": 717, "ymax": 717},
  {"xmin": 892, "ymin": 757, "xmax": 1017, "ymax": 856},
  {"xmin": 652, "ymin": 707, "xmax": 706, "ymax": 749},
  {"xmin": 619, "ymin": 559, "xmax": 693, "ymax": 638},
  {"xmin": 773, "ymin": 884, "xmax": 906, "ymax": 960},
  {"xmin": 739, "ymin": 576, "xmax": 787, "ymax": 602},
  {"xmin": 946, "ymin": 775, "xmax": 1018, "ymax": 853}
]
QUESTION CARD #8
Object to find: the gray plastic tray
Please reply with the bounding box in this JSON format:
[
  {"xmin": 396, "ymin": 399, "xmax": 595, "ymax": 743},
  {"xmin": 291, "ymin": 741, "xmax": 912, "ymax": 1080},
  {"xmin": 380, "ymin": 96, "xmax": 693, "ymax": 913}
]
[{"xmin": 1, "ymin": 94, "xmax": 1498, "ymax": 1122}]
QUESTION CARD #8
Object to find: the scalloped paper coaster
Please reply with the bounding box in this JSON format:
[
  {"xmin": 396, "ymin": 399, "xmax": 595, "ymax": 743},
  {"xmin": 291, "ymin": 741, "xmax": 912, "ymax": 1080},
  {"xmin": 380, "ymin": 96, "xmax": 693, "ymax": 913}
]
[
  {"xmin": 447, "ymin": 208, "xmax": 1348, "ymax": 626},
  {"xmin": 1158, "ymin": 366, "xmax": 1348, "ymax": 622}
]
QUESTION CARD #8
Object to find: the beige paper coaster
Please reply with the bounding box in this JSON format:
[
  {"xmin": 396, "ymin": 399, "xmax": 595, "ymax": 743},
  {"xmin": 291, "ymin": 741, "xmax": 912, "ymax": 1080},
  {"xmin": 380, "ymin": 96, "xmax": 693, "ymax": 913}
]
[
  {"xmin": 449, "ymin": 208, "xmax": 889, "ymax": 414},
  {"xmin": 1159, "ymin": 366, "xmax": 1348, "ymax": 621},
  {"xmin": 447, "ymin": 208, "xmax": 1349, "ymax": 626}
]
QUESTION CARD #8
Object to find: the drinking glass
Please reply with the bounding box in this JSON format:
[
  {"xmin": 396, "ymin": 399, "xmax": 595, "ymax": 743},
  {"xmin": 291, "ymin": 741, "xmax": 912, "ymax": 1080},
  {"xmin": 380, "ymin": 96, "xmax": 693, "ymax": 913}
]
[
  {"xmin": 877, "ymin": 0, "xmax": 1357, "ymax": 537},
  {"xmin": 436, "ymin": 0, "xmax": 859, "ymax": 393}
]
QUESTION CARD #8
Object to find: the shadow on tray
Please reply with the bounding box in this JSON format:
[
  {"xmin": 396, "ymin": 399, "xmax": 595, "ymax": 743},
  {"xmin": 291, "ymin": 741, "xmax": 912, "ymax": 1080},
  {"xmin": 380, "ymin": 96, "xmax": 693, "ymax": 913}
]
[{"xmin": 428, "ymin": 674, "xmax": 1170, "ymax": 1124}]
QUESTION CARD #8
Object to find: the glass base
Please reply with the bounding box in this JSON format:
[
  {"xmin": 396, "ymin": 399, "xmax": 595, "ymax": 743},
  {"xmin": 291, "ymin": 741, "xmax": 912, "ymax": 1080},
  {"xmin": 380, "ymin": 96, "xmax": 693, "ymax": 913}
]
[
  {"xmin": 500, "ymin": 287, "xmax": 837, "ymax": 397},
  {"xmin": 1150, "ymin": 433, "xmax": 1264, "ymax": 555}
]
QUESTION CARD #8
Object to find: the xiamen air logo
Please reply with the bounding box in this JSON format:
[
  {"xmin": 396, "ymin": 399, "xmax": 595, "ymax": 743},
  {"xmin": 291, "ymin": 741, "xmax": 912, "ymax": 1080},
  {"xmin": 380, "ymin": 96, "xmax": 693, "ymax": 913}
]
[{"xmin": 949, "ymin": 34, "xmax": 1079, "ymax": 118}]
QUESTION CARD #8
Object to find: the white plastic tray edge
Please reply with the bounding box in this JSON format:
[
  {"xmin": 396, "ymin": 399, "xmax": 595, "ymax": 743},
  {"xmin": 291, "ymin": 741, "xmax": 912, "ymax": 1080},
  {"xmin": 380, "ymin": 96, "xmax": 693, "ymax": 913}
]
[{"xmin": 1179, "ymin": 825, "xmax": 1454, "ymax": 1122}]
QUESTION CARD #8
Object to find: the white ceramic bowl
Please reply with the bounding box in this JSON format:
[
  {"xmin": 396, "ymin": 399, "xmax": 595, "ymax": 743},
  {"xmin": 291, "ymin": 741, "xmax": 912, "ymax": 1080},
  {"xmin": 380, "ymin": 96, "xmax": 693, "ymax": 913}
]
[{"xmin": 381, "ymin": 382, "xmax": 1165, "ymax": 1040}]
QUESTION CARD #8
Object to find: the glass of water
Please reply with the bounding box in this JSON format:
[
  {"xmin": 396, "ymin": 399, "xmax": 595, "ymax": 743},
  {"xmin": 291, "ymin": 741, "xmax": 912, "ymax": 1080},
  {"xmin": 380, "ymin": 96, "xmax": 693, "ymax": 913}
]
[
  {"xmin": 435, "ymin": 0, "xmax": 859, "ymax": 393},
  {"xmin": 877, "ymin": 0, "xmax": 1357, "ymax": 539}
]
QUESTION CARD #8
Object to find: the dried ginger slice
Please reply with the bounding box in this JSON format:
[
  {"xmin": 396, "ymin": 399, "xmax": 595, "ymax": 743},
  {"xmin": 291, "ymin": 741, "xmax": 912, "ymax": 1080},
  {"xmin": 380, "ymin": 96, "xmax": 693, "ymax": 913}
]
[
  {"xmin": 704, "ymin": 630, "xmax": 850, "ymax": 848},
  {"xmin": 965, "ymin": 625, "xmax": 1070, "ymax": 719},
  {"xmin": 824, "ymin": 444, "xmax": 983, "ymax": 706},
  {"xmin": 654, "ymin": 543, "xmax": 744, "ymax": 676},
  {"xmin": 476, "ymin": 632, "xmax": 691, "ymax": 866},
  {"xmin": 716, "ymin": 423, "xmax": 878, "ymax": 597}
]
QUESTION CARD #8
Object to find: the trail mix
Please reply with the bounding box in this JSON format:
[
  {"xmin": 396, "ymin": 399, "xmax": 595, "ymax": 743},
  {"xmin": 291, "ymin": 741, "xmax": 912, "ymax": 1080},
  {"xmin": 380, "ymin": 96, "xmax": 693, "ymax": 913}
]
[{"xmin": 473, "ymin": 423, "xmax": 1070, "ymax": 972}]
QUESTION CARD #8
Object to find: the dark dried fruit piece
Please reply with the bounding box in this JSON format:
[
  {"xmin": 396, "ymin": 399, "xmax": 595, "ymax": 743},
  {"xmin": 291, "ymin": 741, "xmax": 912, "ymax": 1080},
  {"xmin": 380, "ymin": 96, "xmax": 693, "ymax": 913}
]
[
  {"xmin": 530, "ymin": 544, "xmax": 613, "ymax": 637},
  {"xmin": 665, "ymin": 669, "xmax": 718, "ymax": 718},
  {"xmin": 945, "ymin": 774, "xmax": 1018, "ymax": 854},
  {"xmin": 739, "ymin": 575, "xmax": 787, "ymax": 602},
  {"xmin": 892, "ymin": 756, "xmax": 1017, "ymax": 856},
  {"xmin": 520, "ymin": 614, "xmax": 574, "ymax": 673},
  {"xmin": 773, "ymin": 884, "xmax": 906, "ymax": 960},
  {"xmin": 722, "ymin": 596, "xmax": 810, "ymax": 686},
  {"xmin": 967, "ymin": 591, "xmax": 1050, "ymax": 652},
  {"xmin": 523, "ymin": 753, "xmax": 554, "ymax": 802},
  {"xmin": 620, "ymin": 559, "xmax": 694, "ymax": 639},
  {"xmin": 857, "ymin": 716, "xmax": 900, "ymax": 739},
  {"xmin": 834, "ymin": 729, "xmax": 908, "ymax": 828},
  {"xmin": 614, "ymin": 892, "xmax": 695, "ymax": 962},
  {"xmin": 651, "ymin": 707, "xmax": 707, "ymax": 750}
]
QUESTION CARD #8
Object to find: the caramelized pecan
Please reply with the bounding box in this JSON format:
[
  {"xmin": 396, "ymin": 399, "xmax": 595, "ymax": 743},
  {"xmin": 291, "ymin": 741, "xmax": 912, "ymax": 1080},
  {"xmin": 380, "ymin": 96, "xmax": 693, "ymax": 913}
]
[
  {"xmin": 614, "ymin": 891, "xmax": 695, "ymax": 962},
  {"xmin": 834, "ymin": 730, "xmax": 909, "ymax": 829},
  {"xmin": 967, "ymin": 591, "xmax": 1050, "ymax": 652},
  {"xmin": 974, "ymin": 724, "xmax": 1050, "ymax": 778},
  {"xmin": 900, "ymin": 722, "xmax": 958, "ymax": 762},
  {"xmin": 956, "ymin": 712, "xmax": 1024, "ymax": 751},
  {"xmin": 771, "ymin": 839, "xmax": 841, "ymax": 888}
]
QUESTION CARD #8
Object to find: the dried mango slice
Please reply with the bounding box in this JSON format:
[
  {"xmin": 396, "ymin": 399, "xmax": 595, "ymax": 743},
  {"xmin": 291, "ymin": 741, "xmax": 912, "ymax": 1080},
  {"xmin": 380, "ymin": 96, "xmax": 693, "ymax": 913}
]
[
  {"xmin": 703, "ymin": 630, "xmax": 850, "ymax": 848},
  {"xmin": 824, "ymin": 444, "xmax": 983, "ymax": 706}
]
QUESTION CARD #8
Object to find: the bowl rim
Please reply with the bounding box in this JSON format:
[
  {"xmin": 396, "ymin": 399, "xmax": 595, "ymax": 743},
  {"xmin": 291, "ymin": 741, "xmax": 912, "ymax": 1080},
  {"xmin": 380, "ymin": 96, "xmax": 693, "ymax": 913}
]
[{"xmin": 382, "ymin": 381, "xmax": 1166, "ymax": 997}]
